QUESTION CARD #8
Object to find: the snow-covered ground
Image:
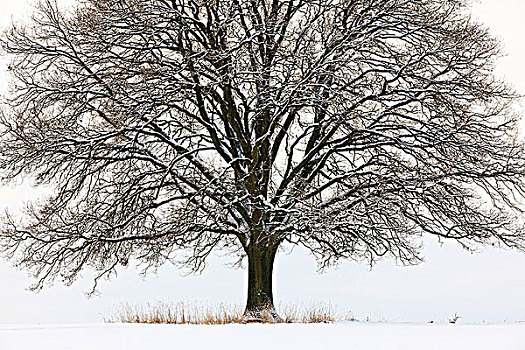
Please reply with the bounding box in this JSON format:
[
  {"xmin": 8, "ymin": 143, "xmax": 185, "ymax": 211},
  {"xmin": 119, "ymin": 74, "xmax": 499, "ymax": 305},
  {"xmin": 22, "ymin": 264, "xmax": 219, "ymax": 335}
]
[{"xmin": 1, "ymin": 322, "xmax": 524, "ymax": 350}]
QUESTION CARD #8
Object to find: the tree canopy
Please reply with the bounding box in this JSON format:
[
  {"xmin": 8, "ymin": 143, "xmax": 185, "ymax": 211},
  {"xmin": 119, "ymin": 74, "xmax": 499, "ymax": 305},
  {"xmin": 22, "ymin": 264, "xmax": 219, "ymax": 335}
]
[{"xmin": 1, "ymin": 0, "xmax": 525, "ymax": 318}]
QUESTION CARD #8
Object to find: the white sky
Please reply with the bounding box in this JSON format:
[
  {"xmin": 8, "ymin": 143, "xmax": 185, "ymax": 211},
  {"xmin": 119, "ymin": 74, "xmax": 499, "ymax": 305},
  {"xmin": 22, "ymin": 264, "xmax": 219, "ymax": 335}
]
[{"xmin": 1, "ymin": 0, "xmax": 525, "ymax": 324}]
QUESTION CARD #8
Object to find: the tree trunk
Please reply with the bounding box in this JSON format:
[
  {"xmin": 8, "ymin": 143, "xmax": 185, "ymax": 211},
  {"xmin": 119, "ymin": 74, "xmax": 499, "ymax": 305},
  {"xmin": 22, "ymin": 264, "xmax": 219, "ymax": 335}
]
[{"xmin": 244, "ymin": 245, "xmax": 281, "ymax": 322}]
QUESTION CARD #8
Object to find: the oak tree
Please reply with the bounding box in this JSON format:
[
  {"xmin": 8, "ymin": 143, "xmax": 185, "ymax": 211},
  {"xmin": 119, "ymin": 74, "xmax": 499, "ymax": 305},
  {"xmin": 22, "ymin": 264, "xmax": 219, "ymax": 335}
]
[{"xmin": 2, "ymin": 0, "xmax": 525, "ymax": 320}]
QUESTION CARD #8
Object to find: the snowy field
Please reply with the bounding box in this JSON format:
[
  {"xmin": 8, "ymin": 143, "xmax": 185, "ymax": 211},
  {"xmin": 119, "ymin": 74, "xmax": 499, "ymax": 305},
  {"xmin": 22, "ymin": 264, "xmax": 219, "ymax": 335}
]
[{"xmin": 1, "ymin": 323, "xmax": 524, "ymax": 350}]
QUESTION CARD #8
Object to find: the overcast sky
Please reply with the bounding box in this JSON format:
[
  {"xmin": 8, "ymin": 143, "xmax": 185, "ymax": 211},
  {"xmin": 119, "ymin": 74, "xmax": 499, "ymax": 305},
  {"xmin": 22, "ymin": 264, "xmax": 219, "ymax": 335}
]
[{"xmin": 1, "ymin": 0, "xmax": 525, "ymax": 324}]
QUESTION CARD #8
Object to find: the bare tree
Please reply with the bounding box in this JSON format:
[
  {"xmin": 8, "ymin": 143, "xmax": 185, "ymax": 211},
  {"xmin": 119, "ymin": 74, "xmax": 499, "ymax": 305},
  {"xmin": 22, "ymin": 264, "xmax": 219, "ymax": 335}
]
[{"xmin": 1, "ymin": 0, "xmax": 525, "ymax": 320}]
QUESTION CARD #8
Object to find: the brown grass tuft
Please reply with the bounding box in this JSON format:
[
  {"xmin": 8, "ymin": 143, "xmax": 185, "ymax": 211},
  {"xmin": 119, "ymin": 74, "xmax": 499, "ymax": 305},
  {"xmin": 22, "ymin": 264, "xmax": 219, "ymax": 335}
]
[
  {"xmin": 108, "ymin": 302, "xmax": 244, "ymax": 324},
  {"xmin": 107, "ymin": 302, "xmax": 337, "ymax": 324}
]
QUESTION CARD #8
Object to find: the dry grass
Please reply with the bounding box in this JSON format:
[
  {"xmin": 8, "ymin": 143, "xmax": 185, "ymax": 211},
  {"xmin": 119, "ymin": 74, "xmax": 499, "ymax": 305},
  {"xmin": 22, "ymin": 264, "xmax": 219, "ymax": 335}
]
[
  {"xmin": 108, "ymin": 302, "xmax": 244, "ymax": 324},
  {"xmin": 279, "ymin": 303, "xmax": 336, "ymax": 323},
  {"xmin": 107, "ymin": 302, "xmax": 337, "ymax": 324}
]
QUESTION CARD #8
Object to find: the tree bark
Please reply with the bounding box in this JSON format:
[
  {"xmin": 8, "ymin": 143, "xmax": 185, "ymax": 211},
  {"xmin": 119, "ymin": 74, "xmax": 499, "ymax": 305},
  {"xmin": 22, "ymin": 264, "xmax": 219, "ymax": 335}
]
[{"xmin": 244, "ymin": 245, "xmax": 281, "ymax": 322}]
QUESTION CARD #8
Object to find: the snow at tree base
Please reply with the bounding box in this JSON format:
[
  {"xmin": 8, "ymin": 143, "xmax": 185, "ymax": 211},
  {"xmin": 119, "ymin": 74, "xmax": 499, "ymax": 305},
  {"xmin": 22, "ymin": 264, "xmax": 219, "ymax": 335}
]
[{"xmin": 1, "ymin": 323, "xmax": 525, "ymax": 350}]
